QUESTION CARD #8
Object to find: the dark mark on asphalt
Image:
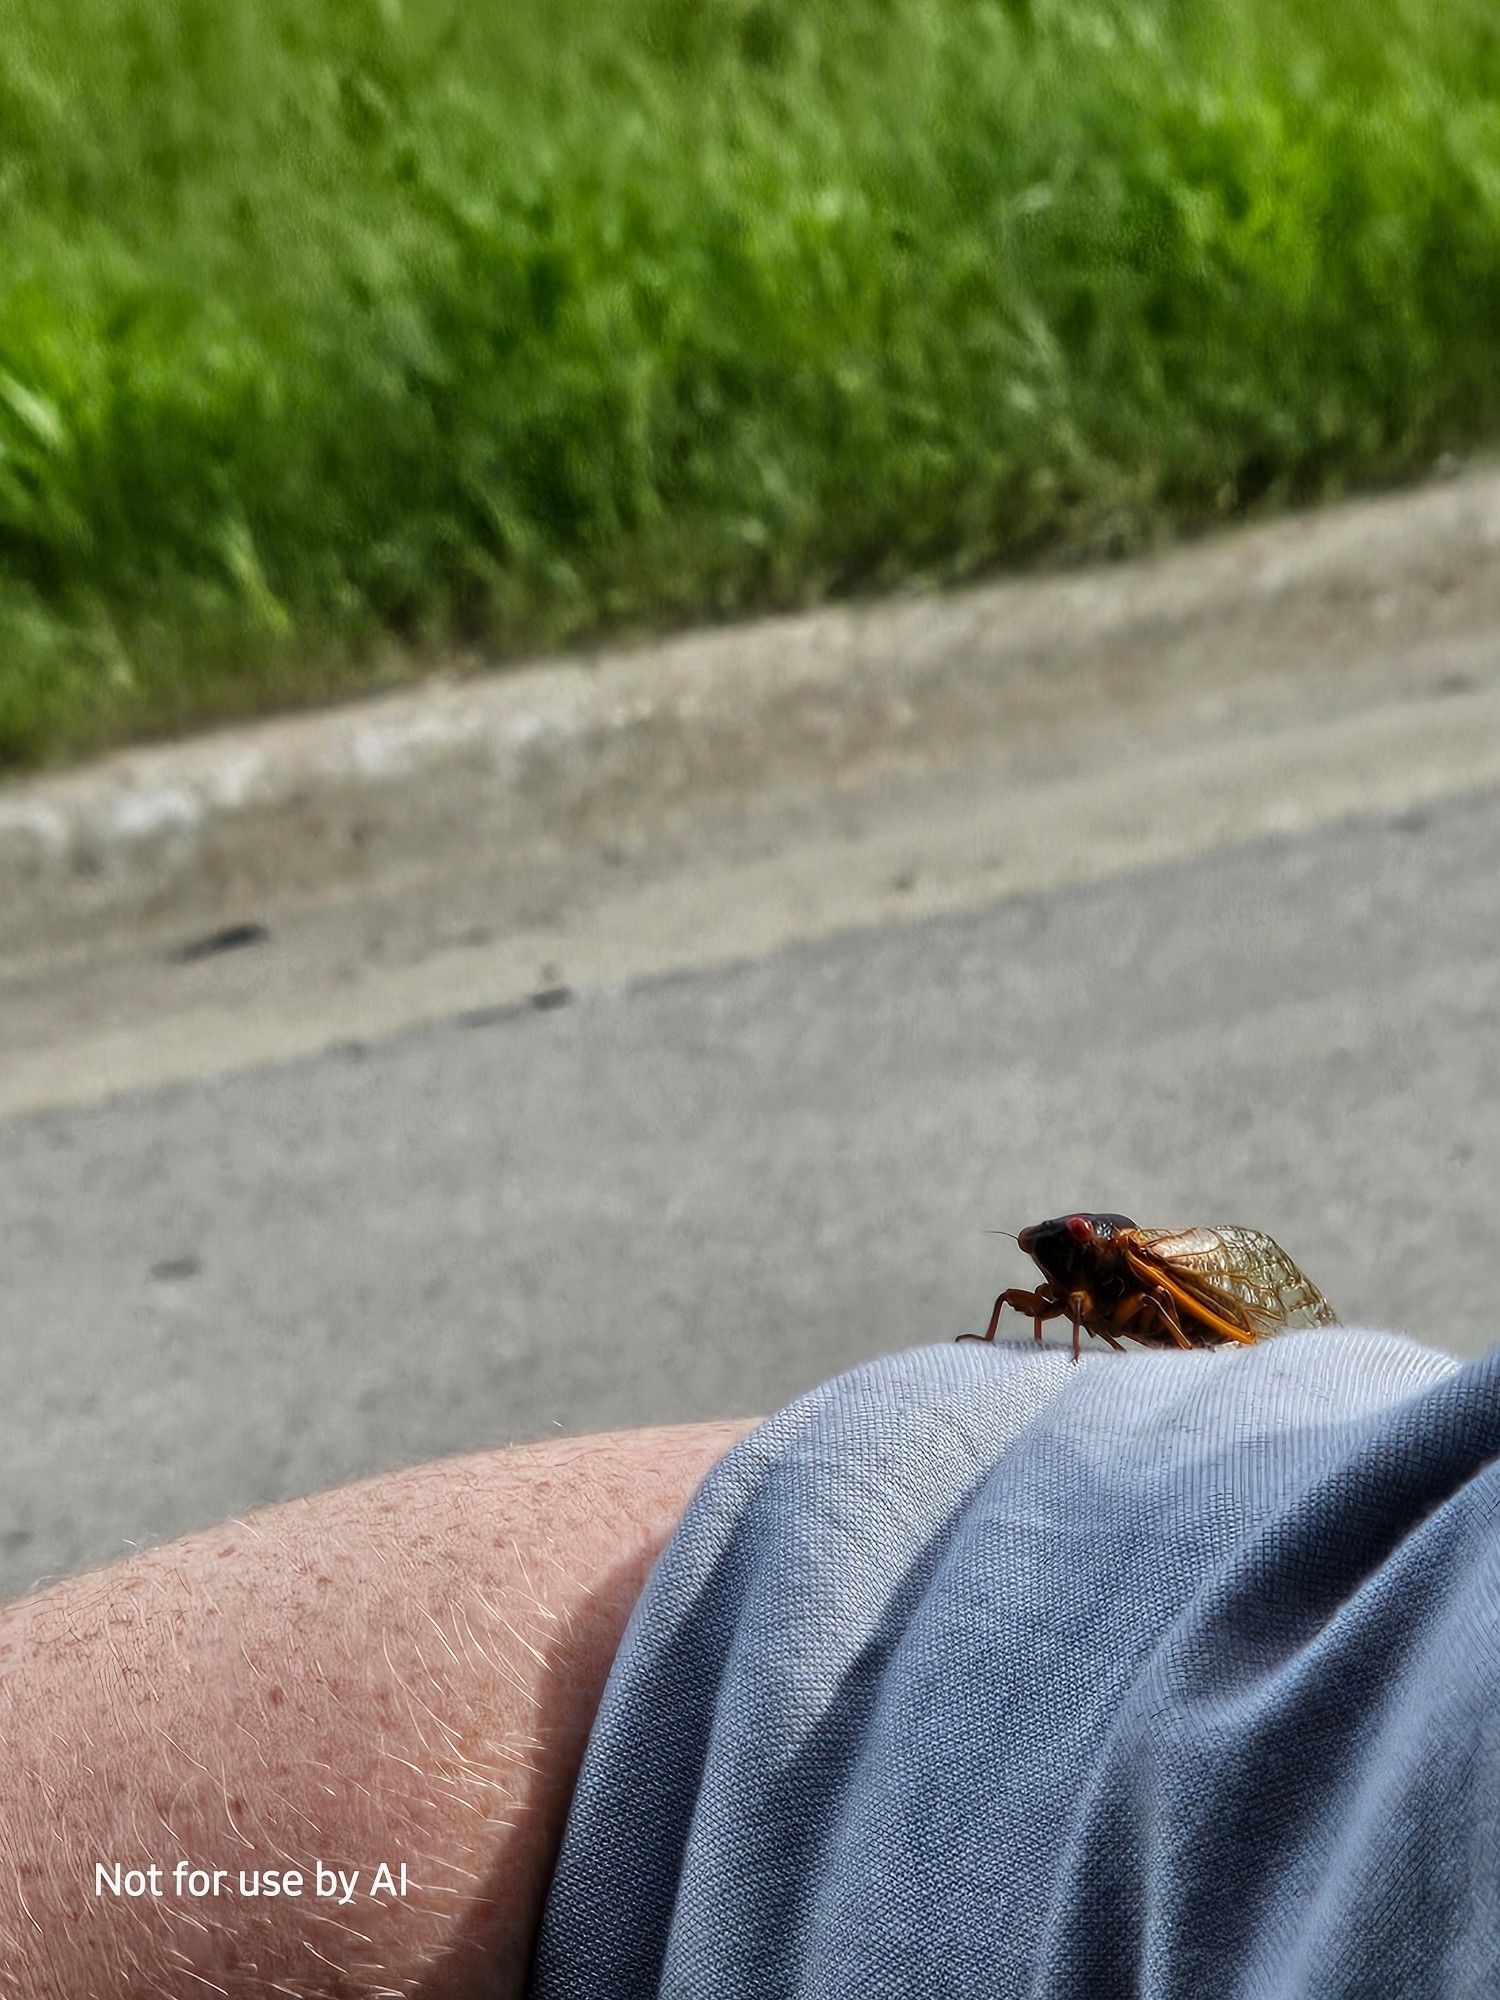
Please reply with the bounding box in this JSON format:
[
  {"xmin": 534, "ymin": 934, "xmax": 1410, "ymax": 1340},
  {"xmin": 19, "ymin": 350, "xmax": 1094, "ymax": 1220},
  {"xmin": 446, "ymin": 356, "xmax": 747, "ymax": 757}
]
[
  {"xmin": 1431, "ymin": 670, "xmax": 1477, "ymax": 698},
  {"xmin": 150, "ymin": 1256, "xmax": 202, "ymax": 1283},
  {"xmin": 1392, "ymin": 808, "xmax": 1431, "ymax": 835},
  {"xmin": 458, "ymin": 1002, "xmax": 519, "ymax": 1029},
  {"xmin": 458, "ymin": 985, "xmax": 574, "ymax": 1031},
  {"xmin": 171, "ymin": 923, "xmax": 271, "ymax": 964}
]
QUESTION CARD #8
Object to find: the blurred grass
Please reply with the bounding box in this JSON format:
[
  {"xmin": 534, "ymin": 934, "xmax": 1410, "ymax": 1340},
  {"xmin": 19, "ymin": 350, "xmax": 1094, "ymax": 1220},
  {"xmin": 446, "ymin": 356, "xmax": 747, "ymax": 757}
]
[{"xmin": 1, "ymin": 0, "xmax": 1497, "ymax": 768}]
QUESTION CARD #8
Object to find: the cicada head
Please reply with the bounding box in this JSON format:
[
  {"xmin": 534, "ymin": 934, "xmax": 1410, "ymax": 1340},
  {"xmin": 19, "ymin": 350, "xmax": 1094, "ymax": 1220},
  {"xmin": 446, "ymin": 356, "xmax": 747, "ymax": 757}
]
[{"xmin": 1018, "ymin": 1212, "xmax": 1138, "ymax": 1296}]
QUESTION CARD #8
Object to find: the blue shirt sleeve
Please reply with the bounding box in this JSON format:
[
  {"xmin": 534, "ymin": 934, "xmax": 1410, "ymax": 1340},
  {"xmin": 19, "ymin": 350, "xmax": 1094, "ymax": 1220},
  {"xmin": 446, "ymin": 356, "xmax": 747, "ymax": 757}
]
[{"xmin": 529, "ymin": 1330, "xmax": 1500, "ymax": 1999}]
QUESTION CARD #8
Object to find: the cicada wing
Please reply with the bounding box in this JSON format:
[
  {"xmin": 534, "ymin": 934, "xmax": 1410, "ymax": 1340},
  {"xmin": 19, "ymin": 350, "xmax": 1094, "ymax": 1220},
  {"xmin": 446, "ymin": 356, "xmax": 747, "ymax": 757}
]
[{"xmin": 1127, "ymin": 1225, "xmax": 1339, "ymax": 1338}]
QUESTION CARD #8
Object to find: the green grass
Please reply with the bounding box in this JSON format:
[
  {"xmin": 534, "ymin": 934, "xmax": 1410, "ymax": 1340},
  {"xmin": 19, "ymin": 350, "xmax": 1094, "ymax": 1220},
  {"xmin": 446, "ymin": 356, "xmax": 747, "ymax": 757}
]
[{"xmin": 1, "ymin": 0, "xmax": 1498, "ymax": 768}]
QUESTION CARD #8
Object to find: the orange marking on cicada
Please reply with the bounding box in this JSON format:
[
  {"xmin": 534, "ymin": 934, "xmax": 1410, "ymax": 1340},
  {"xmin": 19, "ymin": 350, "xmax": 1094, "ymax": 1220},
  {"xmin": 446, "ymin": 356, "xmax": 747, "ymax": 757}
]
[{"xmin": 1122, "ymin": 1252, "xmax": 1258, "ymax": 1345}]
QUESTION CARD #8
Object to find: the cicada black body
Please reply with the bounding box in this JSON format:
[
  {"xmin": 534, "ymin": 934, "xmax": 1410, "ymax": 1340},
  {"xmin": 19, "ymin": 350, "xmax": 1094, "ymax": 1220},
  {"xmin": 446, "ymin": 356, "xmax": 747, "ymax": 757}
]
[{"xmin": 961, "ymin": 1212, "xmax": 1338, "ymax": 1361}]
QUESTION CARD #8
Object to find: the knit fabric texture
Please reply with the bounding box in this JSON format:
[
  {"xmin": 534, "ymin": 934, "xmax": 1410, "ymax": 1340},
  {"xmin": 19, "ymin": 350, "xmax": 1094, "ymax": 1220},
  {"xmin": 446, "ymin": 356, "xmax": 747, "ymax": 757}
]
[{"xmin": 529, "ymin": 1331, "xmax": 1500, "ymax": 1998}]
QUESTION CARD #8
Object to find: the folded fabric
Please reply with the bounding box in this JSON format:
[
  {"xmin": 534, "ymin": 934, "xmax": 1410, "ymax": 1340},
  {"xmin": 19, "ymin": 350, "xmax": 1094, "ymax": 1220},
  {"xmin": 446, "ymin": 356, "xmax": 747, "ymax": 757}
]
[{"xmin": 529, "ymin": 1330, "xmax": 1500, "ymax": 1998}]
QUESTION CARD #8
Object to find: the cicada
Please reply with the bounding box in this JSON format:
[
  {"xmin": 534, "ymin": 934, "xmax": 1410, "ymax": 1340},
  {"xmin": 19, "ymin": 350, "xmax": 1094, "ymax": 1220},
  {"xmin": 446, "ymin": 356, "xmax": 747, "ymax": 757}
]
[{"xmin": 960, "ymin": 1212, "xmax": 1338, "ymax": 1361}]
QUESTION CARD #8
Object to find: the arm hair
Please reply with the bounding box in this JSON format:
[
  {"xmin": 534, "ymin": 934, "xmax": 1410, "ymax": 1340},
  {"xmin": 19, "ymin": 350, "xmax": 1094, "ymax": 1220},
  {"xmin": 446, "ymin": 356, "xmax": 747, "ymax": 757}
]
[{"xmin": 0, "ymin": 1422, "xmax": 752, "ymax": 1999}]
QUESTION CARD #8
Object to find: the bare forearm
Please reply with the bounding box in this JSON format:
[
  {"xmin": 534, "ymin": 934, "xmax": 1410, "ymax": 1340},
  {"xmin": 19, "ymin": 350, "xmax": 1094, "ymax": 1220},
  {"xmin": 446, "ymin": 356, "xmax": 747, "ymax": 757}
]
[{"xmin": 0, "ymin": 1422, "xmax": 751, "ymax": 1999}]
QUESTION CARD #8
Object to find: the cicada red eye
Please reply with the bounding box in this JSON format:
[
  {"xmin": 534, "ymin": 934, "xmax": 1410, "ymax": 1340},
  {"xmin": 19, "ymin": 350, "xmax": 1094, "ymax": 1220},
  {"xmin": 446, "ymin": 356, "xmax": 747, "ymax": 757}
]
[{"xmin": 1065, "ymin": 1215, "xmax": 1093, "ymax": 1242}]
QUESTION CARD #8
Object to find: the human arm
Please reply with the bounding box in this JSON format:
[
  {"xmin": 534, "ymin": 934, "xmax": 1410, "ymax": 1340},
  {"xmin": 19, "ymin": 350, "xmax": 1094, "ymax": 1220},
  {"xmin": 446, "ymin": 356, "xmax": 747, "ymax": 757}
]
[{"xmin": 0, "ymin": 1421, "xmax": 753, "ymax": 1999}]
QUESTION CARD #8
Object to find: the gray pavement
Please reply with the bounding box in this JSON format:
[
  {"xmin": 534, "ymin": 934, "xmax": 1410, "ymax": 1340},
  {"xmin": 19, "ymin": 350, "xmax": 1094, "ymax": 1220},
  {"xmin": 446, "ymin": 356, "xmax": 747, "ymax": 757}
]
[{"xmin": 4, "ymin": 785, "xmax": 1498, "ymax": 1602}]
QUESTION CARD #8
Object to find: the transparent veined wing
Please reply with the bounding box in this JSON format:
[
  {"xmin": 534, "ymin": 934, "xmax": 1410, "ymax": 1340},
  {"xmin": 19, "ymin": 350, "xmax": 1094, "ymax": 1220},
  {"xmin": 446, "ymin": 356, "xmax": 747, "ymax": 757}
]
[{"xmin": 1126, "ymin": 1225, "xmax": 1338, "ymax": 1337}]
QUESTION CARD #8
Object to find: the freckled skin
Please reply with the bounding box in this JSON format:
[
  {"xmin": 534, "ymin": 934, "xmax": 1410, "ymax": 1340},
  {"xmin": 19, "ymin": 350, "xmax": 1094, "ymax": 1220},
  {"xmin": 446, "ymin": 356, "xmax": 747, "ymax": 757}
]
[{"xmin": 0, "ymin": 1422, "xmax": 754, "ymax": 2000}]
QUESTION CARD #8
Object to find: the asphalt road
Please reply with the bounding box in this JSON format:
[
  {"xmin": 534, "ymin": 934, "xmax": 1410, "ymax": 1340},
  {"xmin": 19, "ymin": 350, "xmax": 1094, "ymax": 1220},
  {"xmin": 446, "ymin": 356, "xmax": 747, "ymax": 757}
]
[{"xmin": 3, "ymin": 783, "xmax": 1498, "ymax": 1601}]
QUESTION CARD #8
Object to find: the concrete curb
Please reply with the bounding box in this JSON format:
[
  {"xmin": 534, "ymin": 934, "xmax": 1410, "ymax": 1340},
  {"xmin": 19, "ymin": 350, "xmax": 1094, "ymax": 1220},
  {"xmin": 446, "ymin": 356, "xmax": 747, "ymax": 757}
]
[{"xmin": 3, "ymin": 467, "xmax": 1498, "ymax": 963}]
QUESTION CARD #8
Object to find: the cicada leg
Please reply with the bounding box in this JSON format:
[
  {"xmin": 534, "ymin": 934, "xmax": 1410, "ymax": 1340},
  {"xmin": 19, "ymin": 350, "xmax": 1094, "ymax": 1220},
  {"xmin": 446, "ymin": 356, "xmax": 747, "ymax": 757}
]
[
  {"xmin": 1146, "ymin": 1286, "xmax": 1195, "ymax": 1350},
  {"xmin": 958, "ymin": 1287, "xmax": 1065, "ymax": 1346},
  {"xmin": 1064, "ymin": 1299, "xmax": 1124, "ymax": 1361}
]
